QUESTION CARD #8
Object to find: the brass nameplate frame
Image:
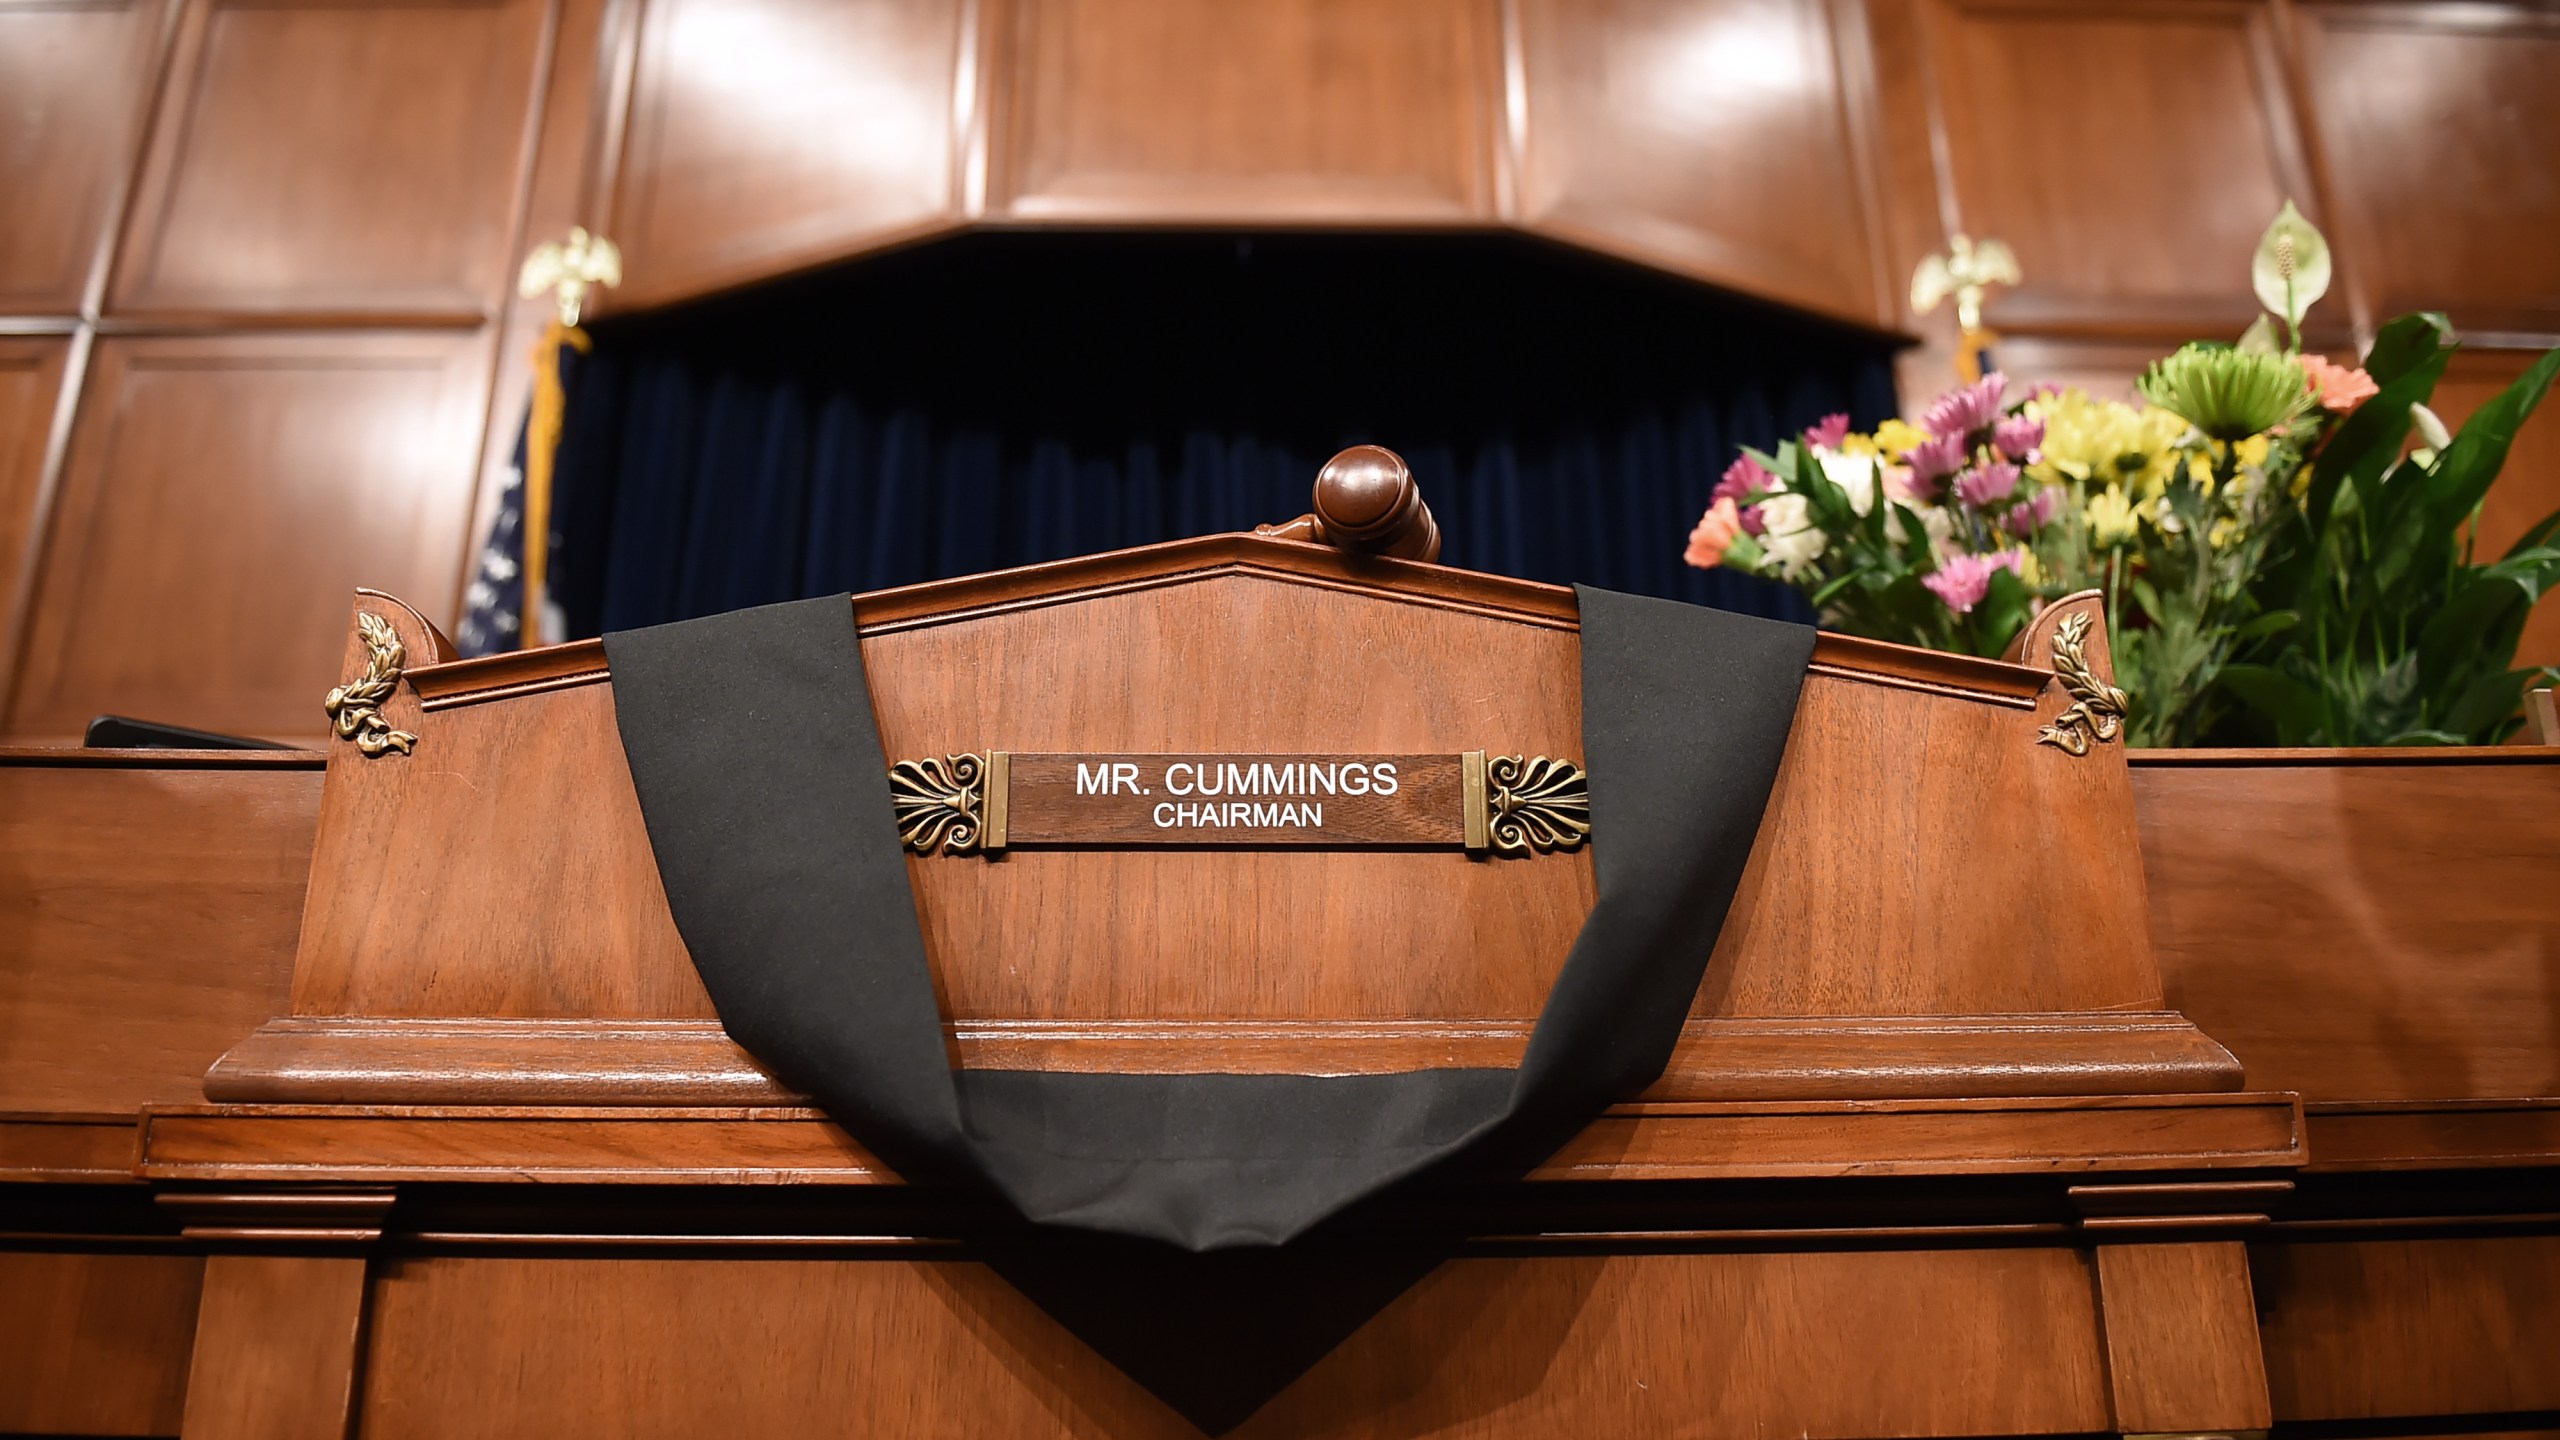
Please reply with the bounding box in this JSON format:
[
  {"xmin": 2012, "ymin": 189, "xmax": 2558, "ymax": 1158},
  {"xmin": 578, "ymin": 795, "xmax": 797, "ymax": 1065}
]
[{"xmin": 888, "ymin": 752, "xmax": 1589, "ymax": 858}]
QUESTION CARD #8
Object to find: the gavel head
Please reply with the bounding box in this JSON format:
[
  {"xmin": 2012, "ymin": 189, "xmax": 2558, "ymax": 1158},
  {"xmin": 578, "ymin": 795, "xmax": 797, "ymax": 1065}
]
[{"xmin": 1310, "ymin": 445, "xmax": 1442, "ymax": 562}]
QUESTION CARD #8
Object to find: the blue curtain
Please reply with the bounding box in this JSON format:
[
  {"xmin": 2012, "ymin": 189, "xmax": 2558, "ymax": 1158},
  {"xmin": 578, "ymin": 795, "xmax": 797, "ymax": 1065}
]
[{"xmin": 550, "ymin": 233, "xmax": 1899, "ymax": 637}]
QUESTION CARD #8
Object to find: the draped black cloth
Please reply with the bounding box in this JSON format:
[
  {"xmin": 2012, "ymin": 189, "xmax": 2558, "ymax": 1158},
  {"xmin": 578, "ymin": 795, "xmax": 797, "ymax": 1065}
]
[
  {"xmin": 549, "ymin": 231, "xmax": 1896, "ymax": 639},
  {"xmin": 601, "ymin": 586, "xmax": 1809, "ymax": 1250}
]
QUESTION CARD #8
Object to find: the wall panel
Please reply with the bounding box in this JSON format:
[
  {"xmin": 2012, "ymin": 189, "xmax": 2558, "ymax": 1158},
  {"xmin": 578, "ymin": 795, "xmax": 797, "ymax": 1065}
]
[
  {"xmin": 1515, "ymin": 0, "xmax": 1883, "ymax": 326},
  {"xmin": 992, "ymin": 0, "xmax": 1497, "ymax": 223},
  {"xmin": 2431, "ymin": 347, "xmax": 2560, "ymax": 668},
  {"xmin": 2294, "ymin": 4, "xmax": 2560, "ymax": 341},
  {"xmin": 109, "ymin": 0, "xmax": 551, "ymax": 319},
  {"xmin": 0, "ymin": 338, "xmax": 71, "ymax": 668},
  {"xmin": 608, "ymin": 0, "xmax": 964, "ymax": 308},
  {"xmin": 4, "ymin": 331, "xmax": 490, "ymax": 742},
  {"xmin": 0, "ymin": 1251, "xmax": 204, "ymax": 1437},
  {"xmin": 2255, "ymin": 1236, "xmax": 2560, "ymax": 1420},
  {"xmin": 1913, "ymin": 0, "xmax": 2309, "ymax": 342},
  {"xmin": 0, "ymin": 0, "xmax": 167, "ymax": 314}
]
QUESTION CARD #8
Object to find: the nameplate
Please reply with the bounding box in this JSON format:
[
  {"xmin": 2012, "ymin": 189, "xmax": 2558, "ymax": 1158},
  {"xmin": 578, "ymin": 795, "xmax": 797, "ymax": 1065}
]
[{"xmin": 888, "ymin": 751, "xmax": 1588, "ymax": 857}]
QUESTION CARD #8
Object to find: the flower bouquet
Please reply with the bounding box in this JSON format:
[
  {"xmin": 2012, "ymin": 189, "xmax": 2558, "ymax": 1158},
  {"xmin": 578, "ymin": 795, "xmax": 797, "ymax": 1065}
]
[{"xmin": 1687, "ymin": 204, "xmax": 2560, "ymax": 746}]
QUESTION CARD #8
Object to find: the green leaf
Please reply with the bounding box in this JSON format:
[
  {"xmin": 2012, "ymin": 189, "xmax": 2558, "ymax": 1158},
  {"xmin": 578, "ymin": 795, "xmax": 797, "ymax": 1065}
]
[
  {"xmin": 2218, "ymin": 663, "xmax": 2329, "ymax": 744},
  {"xmin": 1972, "ymin": 567, "xmax": 2034, "ymax": 658},
  {"xmin": 2233, "ymin": 609, "xmax": 2299, "ymax": 641},
  {"xmin": 2129, "ymin": 576, "xmax": 2166, "ymax": 626},
  {"xmin": 2237, "ymin": 314, "xmax": 2281, "ymax": 355},
  {"xmin": 2440, "ymin": 667, "xmax": 2537, "ymax": 741},
  {"xmin": 2361, "ymin": 312, "xmax": 2457, "ymax": 387},
  {"xmin": 2253, "ymin": 201, "xmax": 2332, "ymax": 327},
  {"xmin": 2421, "ymin": 343, "xmax": 2560, "ymax": 549}
]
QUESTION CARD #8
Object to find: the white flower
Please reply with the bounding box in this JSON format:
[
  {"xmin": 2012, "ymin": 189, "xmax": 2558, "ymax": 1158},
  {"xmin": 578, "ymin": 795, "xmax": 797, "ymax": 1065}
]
[
  {"xmin": 1916, "ymin": 502, "xmax": 1956, "ymax": 559},
  {"xmin": 1757, "ymin": 492, "xmax": 1827, "ymax": 578},
  {"xmin": 1817, "ymin": 448, "xmax": 1878, "ymax": 517}
]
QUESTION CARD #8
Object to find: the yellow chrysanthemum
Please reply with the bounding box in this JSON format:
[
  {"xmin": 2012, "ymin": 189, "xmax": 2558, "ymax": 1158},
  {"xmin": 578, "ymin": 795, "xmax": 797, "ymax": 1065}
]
[
  {"xmin": 2085, "ymin": 485, "xmax": 2140, "ymax": 547},
  {"xmin": 2184, "ymin": 434, "xmax": 2275, "ymax": 491},
  {"xmin": 1838, "ymin": 433, "xmax": 1880, "ymax": 459},
  {"xmin": 2033, "ymin": 389, "xmax": 2188, "ymax": 500},
  {"xmin": 1871, "ymin": 418, "xmax": 1929, "ymax": 461},
  {"xmin": 2208, "ymin": 516, "xmax": 2245, "ymax": 550}
]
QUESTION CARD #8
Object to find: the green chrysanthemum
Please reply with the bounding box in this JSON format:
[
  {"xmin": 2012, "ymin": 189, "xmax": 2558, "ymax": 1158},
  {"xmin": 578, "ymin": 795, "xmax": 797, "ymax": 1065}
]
[{"xmin": 2137, "ymin": 343, "xmax": 2310, "ymax": 442}]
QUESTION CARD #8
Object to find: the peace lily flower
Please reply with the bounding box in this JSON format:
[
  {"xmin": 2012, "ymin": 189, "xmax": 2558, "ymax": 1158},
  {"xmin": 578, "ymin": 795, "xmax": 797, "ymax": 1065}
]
[
  {"xmin": 2138, "ymin": 344, "xmax": 2310, "ymax": 442},
  {"xmin": 2253, "ymin": 199, "xmax": 2333, "ymax": 341}
]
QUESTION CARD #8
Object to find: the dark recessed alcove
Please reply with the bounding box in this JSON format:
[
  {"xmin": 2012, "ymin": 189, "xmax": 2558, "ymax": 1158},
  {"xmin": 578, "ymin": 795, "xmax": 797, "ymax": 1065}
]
[{"xmin": 547, "ymin": 230, "xmax": 1901, "ymax": 639}]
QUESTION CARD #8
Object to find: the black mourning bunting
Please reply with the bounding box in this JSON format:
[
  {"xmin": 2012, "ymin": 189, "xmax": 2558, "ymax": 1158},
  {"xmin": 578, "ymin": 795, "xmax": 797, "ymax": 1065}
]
[{"xmin": 601, "ymin": 584, "xmax": 1811, "ymax": 1429}]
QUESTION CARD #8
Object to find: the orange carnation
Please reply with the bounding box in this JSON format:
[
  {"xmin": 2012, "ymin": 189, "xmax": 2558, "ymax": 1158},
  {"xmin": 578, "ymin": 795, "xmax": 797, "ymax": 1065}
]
[{"xmin": 2297, "ymin": 353, "xmax": 2378, "ymax": 414}]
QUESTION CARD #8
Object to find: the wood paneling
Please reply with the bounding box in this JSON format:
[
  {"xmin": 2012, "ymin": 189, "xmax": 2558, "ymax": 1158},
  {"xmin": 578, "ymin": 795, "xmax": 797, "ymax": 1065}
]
[
  {"xmin": 182, "ymin": 1254, "xmax": 370, "ymax": 1440},
  {"xmin": 1515, "ymin": 0, "xmax": 1884, "ymax": 325},
  {"xmin": 0, "ymin": 756, "xmax": 317, "ymax": 1113},
  {"xmin": 110, "ymin": 0, "xmax": 551, "ymax": 318},
  {"xmin": 355, "ymin": 1249, "xmax": 2108, "ymax": 1438},
  {"xmin": 4, "ymin": 332, "xmax": 490, "ymax": 742},
  {"xmin": 993, "ymin": 0, "xmax": 1497, "ymax": 223},
  {"xmin": 2255, "ymin": 1235, "xmax": 2560, "ymax": 1420},
  {"xmin": 0, "ymin": 1250, "xmax": 203, "ymax": 1437},
  {"xmin": 0, "ymin": 337, "xmax": 70, "ymax": 670},
  {"xmin": 2429, "ymin": 347, "xmax": 2560, "ymax": 668},
  {"xmin": 608, "ymin": 0, "xmax": 964, "ymax": 308},
  {"xmin": 2094, "ymin": 1242, "xmax": 2270, "ymax": 1432},
  {"xmin": 2136, "ymin": 756, "xmax": 2560, "ymax": 1104},
  {"xmin": 2293, "ymin": 4, "xmax": 2560, "ymax": 340},
  {"xmin": 1912, "ymin": 0, "xmax": 2309, "ymax": 340},
  {"xmin": 0, "ymin": 0, "xmax": 166, "ymax": 313}
]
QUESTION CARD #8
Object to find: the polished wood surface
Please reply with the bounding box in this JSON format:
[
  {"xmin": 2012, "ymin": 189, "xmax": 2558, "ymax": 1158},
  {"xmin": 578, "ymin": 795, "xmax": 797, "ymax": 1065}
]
[
  {"xmin": 2293, "ymin": 3, "xmax": 2560, "ymax": 342},
  {"xmin": 0, "ymin": 0, "xmax": 165, "ymax": 315},
  {"xmin": 181, "ymin": 1253, "xmax": 370, "ymax": 1440},
  {"xmin": 2093, "ymin": 1241, "xmax": 2271, "ymax": 1433},
  {"xmin": 992, "ymin": 0, "xmax": 1497, "ymax": 224},
  {"xmin": 1515, "ymin": 0, "xmax": 1885, "ymax": 326},
  {"xmin": 0, "ymin": 754, "xmax": 316, "ymax": 1115},
  {"xmin": 108, "ymin": 0, "xmax": 552, "ymax": 320},
  {"xmin": 0, "ymin": 336, "xmax": 70, "ymax": 697},
  {"xmin": 3, "ymin": 332, "xmax": 491, "ymax": 743},
  {"xmin": 607, "ymin": 0, "xmax": 964, "ymax": 309},
  {"xmin": 2135, "ymin": 754, "xmax": 2560, "ymax": 1108},
  {"xmin": 353, "ymin": 1249, "xmax": 2112, "ymax": 1439},
  {"xmin": 2254, "ymin": 1235, "xmax": 2560, "ymax": 1421},
  {"xmin": 0, "ymin": 1250, "xmax": 202, "ymax": 1437}
]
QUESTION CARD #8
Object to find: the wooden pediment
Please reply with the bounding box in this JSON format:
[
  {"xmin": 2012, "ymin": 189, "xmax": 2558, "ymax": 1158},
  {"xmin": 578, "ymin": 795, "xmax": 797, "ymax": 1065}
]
[{"xmin": 218, "ymin": 533, "xmax": 2244, "ymax": 1124}]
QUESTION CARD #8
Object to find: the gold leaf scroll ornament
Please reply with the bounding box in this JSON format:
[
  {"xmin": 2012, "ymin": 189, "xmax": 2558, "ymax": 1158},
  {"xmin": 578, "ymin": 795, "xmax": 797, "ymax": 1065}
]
[
  {"xmin": 1481, "ymin": 754, "xmax": 1590, "ymax": 855},
  {"xmin": 2036, "ymin": 611, "xmax": 2128, "ymax": 757},
  {"xmin": 322, "ymin": 612, "xmax": 418, "ymax": 757},
  {"xmin": 892, "ymin": 753, "xmax": 988, "ymax": 854}
]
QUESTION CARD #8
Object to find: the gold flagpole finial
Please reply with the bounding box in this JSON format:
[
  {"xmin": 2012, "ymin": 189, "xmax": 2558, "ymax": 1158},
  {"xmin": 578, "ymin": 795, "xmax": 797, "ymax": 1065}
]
[
  {"xmin": 518, "ymin": 227, "xmax": 622, "ymax": 328},
  {"xmin": 1911, "ymin": 234, "xmax": 2021, "ymax": 382}
]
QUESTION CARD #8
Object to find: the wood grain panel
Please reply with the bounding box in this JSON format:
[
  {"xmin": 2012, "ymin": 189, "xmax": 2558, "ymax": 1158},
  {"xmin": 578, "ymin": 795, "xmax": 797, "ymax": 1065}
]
[
  {"xmin": 2094, "ymin": 1241, "xmax": 2270, "ymax": 1432},
  {"xmin": 4, "ymin": 331, "xmax": 490, "ymax": 743},
  {"xmin": 1916, "ymin": 0, "xmax": 2307, "ymax": 339},
  {"xmin": 0, "ymin": 757, "xmax": 316, "ymax": 1113},
  {"xmin": 2428, "ymin": 347, "xmax": 2560, "ymax": 669},
  {"xmin": 355, "ymin": 1249, "xmax": 2107, "ymax": 1438},
  {"xmin": 2137, "ymin": 757, "xmax": 2560, "ymax": 1104},
  {"xmin": 0, "ymin": 1250, "xmax": 202, "ymax": 1437},
  {"xmin": 181, "ymin": 1254, "xmax": 370, "ymax": 1440},
  {"xmin": 110, "ymin": 0, "xmax": 550, "ymax": 317},
  {"xmin": 0, "ymin": 337, "xmax": 70, "ymax": 675},
  {"xmin": 0, "ymin": 0, "xmax": 166, "ymax": 313},
  {"xmin": 2294, "ymin": 4, "xmax": 2560, "ymax": 340},
  {"xmin": 1516, "ymin": 0, "xmax": 1883, "ymax": 324},
  {"xmin": 2254, "ymin": 1235, "xmax": 2560, "ymax": 1420},
  {"xmin": 993, "ymin": 0, "xmax": 1496, "ymax": 223},
  {"xmin": 607, "ymin": 0, "xmax": 962, "ymax": 309}
]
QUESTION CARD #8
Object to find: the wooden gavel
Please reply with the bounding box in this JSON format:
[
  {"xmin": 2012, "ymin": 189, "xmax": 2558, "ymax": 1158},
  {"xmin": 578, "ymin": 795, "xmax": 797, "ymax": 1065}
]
[{"xmin": 1257, "ymin": 444, "xmax": 1443, "ymax": 562}]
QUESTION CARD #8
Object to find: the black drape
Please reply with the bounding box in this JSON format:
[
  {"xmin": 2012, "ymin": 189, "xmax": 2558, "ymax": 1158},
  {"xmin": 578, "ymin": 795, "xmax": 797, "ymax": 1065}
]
[{"xmin": 551, "ymin": 232, "xmax": 1899, "ymax": 636}]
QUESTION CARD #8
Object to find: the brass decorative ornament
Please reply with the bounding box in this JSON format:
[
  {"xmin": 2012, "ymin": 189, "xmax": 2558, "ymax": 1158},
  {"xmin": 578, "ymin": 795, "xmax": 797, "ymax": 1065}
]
[
  {"xmin": 891, "ymin": 753, "xmax": 989, "ymax": 854},
  {"xmin": 322, "ymin": 612, "xmax": 418, "ymax": 758},
  {"xmin": 2036, "ymin": 611, "xmax": 2129, "ymax": 757},
  {"xmin": 1477, "ymin": 753, "xmax": 1592, "ymax": 855},
  {"xmin": 518, "ymin": 226, "xmax": 622, "ymax": 328}
]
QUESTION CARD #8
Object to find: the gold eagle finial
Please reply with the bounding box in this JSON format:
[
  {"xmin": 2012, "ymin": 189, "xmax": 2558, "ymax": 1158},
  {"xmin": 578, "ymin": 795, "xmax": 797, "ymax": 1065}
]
[{"xmin": 519, "ymin": 227, "xmax": 623, "ymax": 328}]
